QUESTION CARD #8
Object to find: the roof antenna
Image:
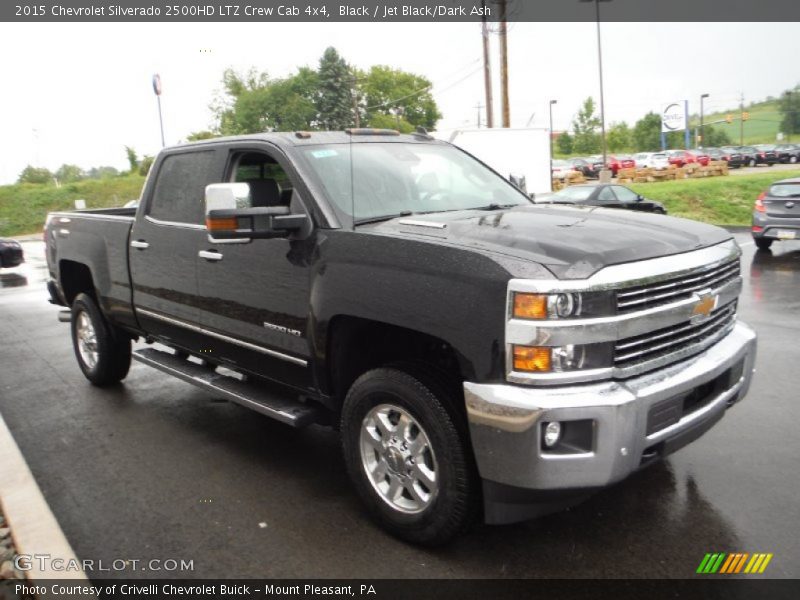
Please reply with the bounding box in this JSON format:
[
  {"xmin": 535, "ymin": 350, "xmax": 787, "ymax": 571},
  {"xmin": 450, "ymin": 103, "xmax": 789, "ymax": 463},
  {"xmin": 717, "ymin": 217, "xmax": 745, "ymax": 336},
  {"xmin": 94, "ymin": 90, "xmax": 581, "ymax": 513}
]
[{"xmin": 414, "ymin": 126, "xmax": 433, "ymax": 140}]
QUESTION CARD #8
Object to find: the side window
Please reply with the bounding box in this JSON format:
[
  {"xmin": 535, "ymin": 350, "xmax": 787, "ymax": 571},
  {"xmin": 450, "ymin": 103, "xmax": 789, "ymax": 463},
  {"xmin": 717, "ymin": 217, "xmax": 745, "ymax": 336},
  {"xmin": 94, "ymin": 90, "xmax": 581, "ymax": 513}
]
[
  {"xmin": 230, "ymin": 152, "xmax": 293, "ymax": 208},
  {"xmin": 612, "ymin": 186, "xmax": 639, "ymax": 202},
  {"xmin": 597, "ymin": 187, "xmax": 617, "ymax": 203},
  {"xmin": 149, "ymin": 151, "xmax": 218, "ymax": 224}
]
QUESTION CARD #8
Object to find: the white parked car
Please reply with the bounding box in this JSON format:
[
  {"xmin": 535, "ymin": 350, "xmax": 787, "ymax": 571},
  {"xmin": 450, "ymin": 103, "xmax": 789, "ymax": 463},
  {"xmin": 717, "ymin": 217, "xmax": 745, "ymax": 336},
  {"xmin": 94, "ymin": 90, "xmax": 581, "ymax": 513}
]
[
  {"xmin": 634, "ymin": 152, "xmax": 669, "ymax": 170},
  {"xmin": 551, "ymin": 159, "xmax": 574, "ymax": 180}
]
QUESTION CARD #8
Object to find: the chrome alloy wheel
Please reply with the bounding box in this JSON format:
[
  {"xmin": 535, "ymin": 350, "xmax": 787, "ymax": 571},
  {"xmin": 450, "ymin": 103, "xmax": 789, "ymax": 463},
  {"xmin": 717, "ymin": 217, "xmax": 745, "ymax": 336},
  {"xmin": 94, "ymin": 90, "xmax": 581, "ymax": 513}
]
[
  {"xmin": 360, "ymin": 403, "xmax": 438, "ymax": 514},
  {"xmin": 76, "ymin": 311, "xmax": 99, "ymax": 370}
]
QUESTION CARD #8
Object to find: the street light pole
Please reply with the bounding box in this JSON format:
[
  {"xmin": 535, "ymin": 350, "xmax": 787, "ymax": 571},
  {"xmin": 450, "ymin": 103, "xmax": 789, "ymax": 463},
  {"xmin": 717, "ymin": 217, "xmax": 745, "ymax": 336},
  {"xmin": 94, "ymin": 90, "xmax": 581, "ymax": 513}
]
[
  {"xmin": 549, "ymin": 100, "xmax": 557, "ymax": 180},
  {"xmin": 700, "ymin": 93, "xmax": 709, "ymax": 149},
  {"xmin": 581, "ymin": 0, "xmax": 612, "ymax": 180}
]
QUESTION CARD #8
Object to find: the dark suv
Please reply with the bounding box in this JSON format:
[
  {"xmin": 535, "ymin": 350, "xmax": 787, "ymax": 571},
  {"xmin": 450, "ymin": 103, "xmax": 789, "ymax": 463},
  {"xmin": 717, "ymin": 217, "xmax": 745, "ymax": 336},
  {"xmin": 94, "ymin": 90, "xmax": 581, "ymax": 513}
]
[{"xmin": 752, "ymin": 177, "xmax": 800, "ymax": 250}]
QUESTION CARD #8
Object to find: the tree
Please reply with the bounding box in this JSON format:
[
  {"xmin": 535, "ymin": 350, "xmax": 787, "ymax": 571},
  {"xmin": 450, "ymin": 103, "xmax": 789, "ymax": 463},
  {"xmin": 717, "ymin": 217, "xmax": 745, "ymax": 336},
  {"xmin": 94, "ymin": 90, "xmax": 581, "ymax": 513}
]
[
  {"xmin": 632, "ymin": 112, "xmax": 663, "ymax": 152},
  {"xmin": 779, "ymin": 87, "xmax": 800, "ymax": 142},
  {"xmin": 556, "ymin": 131, "xmax": 574, "ymax": 155},
  {"xmin": 55, "ymin": 164, "xmax": 86, "ymax": 183},
  {"xmin": 186, "ymin": 130, "xmax": 219, "ymax": 141},
  {"xmin": 215, "ymin": 67, "xmax": 319, "ymax": 134},
  {"xmin": 607, "ymin": 122, "xmax": 632, "ymax": 152},
  {"xmin": 124, "ymin": 146, "xmax": 139, "ymax": 173},
  {"xmin": 702, "ymin": 125, "xmax": 732, "ymax": 148},
  {"xmin": 17, "ymin": 165, "xmax": 53, "ymax": 184},
  {"xmin": 87, "ymin": 166, "xmax": 119, "ymax": 179},
  {"xmin": 361, "ymin": 65, "xmax": 441, "ymax": 130},
  {"xmin": 571, "ymin": 97, "xmax": 601, "ymax": 154},
  {"xmin": 316, "ymin": 47, "xmax": 354, "ymax": 130},
  {"xmin": 138, "ymin": 156, "xmax": 155, "ymax": 176}
]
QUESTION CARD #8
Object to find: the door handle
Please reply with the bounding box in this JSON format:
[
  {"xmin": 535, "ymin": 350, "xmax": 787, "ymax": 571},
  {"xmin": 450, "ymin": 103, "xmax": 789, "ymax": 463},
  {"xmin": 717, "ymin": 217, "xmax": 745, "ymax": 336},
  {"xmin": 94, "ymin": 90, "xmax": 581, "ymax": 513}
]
[
  {"xmin": 198, "ymin": 250, "xmax": 223, "ymax": 262},
  {"xmin": 130, "ymin": 240, "xmax": 149, "ymax": 249}
]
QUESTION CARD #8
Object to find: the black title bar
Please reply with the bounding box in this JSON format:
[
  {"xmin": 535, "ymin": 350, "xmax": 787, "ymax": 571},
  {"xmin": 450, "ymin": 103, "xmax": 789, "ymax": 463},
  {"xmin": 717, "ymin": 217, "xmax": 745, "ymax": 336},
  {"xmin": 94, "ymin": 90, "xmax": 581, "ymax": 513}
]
[{"xmin": 3, "ymin": 0, "xmax": 800, "ymax": 22}]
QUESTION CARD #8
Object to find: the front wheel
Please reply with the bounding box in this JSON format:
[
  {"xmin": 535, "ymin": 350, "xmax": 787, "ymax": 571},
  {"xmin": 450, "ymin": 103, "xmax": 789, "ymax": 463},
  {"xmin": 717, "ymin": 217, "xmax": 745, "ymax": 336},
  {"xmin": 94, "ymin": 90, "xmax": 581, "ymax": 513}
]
[
  {"xmin": 341, "ymin": 368, "xmax": 478, "ymax": 545},
  {"xmin": 71, "ymin": 293, "xmax": 131, "ymax": 386},
  {"xmin": 748, "ymin": 159, "xmax": 757, "ymax": 167}
]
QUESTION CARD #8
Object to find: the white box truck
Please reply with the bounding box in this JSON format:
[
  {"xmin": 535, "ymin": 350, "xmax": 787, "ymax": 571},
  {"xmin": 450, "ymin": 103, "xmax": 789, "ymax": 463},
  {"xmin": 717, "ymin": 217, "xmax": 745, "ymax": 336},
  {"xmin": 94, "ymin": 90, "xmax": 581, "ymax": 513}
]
[{"xmin": 432, "ymin": 127, "xmax": 553, "ymax": 195}]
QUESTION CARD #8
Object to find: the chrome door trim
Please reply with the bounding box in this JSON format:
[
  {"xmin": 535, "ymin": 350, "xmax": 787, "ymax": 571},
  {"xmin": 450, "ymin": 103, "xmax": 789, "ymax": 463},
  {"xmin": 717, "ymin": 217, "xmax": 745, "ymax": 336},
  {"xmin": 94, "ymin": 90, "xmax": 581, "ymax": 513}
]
[
  {"xmin": 135, "ymin": 308, "xmax": 308, "ymax": 367},
  {"xmin": 145, "ymin": 215, "xmax": 206, "ymax": 230}
]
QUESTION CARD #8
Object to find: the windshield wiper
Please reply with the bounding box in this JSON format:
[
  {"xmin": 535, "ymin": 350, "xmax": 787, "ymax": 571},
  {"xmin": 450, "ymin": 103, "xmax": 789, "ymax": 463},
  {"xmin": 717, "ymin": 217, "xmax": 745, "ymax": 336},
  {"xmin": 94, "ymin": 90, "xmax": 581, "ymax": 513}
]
[{"xmin": 353, "ymin": 211, "xmax": 413, "ymax": 226}]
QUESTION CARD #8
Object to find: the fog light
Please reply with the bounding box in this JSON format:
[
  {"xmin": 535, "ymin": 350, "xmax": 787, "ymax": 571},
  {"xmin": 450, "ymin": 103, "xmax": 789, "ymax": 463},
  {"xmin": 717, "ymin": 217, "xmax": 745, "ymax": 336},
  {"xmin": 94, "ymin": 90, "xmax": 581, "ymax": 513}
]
[{"xmin": 543, "ymin": 421, "xmax": 562, "ymax": 448}]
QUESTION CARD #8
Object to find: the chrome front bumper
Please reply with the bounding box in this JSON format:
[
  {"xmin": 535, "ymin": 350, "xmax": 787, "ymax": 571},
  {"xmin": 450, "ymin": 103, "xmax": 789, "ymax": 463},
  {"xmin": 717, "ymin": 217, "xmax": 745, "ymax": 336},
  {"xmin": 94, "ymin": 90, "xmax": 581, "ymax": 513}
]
[{"xmin": 464, "ymin": 321, "xmax": 757, "ymax": 491}]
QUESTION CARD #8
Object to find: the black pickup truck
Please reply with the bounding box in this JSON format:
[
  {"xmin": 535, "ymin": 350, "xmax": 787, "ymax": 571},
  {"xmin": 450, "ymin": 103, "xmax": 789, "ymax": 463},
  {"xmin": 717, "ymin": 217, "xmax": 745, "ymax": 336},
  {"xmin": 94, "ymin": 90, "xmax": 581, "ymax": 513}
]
[{"xmin": 45, "ymin": 130, "xmax": 757, "ymax": 545}]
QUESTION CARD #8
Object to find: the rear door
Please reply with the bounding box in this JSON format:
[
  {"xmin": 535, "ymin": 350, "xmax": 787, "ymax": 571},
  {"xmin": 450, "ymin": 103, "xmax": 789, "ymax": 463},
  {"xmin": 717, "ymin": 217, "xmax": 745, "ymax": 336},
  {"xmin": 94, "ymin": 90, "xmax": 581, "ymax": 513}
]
[
  {"xmin": 194, "ymin": 144, "xmax": 314, "ymax": 390},
  {"xmin": 130, "ymin": 147, "xmax": 225, "ymax": 350}
]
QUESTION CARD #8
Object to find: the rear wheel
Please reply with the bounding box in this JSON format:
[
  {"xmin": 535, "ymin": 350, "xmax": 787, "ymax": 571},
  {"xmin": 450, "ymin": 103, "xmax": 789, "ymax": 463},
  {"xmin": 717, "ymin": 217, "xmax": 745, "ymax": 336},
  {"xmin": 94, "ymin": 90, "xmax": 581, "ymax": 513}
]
[
  {"xmin": 748, "ymin": 158, "xmax": 757, "ymax": 167},
  {"xmin": 790, "ymin": 156, "xmax": 798, "ymax": 164},
  {"xmin": 341, "ymin": 367, "xmax": 478, "ymax": 546},
  {"xmin": 71, "ymin": 293, "xmax": 131, "ymax": 386},
  {"xmin": 755, "ymin": 238, "xmax": 773, "ymax": 251}
]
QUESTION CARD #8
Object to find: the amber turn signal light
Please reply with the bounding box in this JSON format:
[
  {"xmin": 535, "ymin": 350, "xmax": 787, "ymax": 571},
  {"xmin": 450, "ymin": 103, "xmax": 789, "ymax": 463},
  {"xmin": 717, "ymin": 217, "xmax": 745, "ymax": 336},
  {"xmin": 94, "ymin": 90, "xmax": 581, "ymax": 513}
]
[
  {"xmin": 513, "ymin": 345, "xmax": 551, "ymax": 372},
  {"xmin": 206, "ymin": 216, "xmax": 239, "ymax": 232},
  {"xmin": 513, "ymin": 293, "xmax": 548, "ymax": 319}
]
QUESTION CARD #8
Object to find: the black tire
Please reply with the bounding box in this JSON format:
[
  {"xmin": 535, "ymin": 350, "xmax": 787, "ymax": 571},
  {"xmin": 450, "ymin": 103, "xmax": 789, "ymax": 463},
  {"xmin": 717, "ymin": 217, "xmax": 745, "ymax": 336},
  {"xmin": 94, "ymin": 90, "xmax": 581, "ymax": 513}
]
[
  {"xmin": 341, "ymin": 367, "xmax": 478, "ymax": 546},
  {"xmin": 754, "ymin": 238, "xmax": 773, "ymax": 251},
  {"xmin": 71, "ymin": 293, "xmax": 131, "ymax": 386}
]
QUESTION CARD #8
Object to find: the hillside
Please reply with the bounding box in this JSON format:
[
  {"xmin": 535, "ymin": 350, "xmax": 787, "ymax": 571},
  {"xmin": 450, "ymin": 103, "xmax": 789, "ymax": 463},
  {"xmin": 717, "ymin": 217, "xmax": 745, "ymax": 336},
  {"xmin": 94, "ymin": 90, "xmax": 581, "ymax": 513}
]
[
  {"xmin": 0, "ymin": 175, "xmax": 145, "ymax": 237},
  {"xmin": 698, "ymin": 98, "xmax": 791, "ymax": 146}
]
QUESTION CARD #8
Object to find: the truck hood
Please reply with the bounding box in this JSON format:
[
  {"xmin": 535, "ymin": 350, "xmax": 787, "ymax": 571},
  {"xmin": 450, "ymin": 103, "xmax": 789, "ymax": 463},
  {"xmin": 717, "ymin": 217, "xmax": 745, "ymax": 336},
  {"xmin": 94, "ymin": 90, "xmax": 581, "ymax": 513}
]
[{"xmin": 366, "ymin": 204, "xmax": 732, "ymax": 279}]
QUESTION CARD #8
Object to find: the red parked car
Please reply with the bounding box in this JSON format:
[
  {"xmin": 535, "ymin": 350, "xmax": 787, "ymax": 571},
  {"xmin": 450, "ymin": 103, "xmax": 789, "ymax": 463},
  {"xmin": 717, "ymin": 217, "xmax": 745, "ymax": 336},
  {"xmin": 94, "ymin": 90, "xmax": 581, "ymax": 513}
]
[
  {"xmin": 666, "ymin": 150, "xmax": 697, "ymax": 167},
  {"xmin": 687, "ymin": 150, "xmax": 711, "ymax": 166},
  {"xmin": 606, "ymin": 154, "xmax": 636, "ymax": 176}
]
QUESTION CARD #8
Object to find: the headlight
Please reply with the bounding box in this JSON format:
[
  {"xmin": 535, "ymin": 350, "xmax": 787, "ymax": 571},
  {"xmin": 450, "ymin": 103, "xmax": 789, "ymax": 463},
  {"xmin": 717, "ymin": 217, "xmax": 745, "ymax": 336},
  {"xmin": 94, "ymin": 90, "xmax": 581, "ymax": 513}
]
[
  {"xmin": 512, "ymin": 291, "xmax": 614, "ymax": 319},
  {"xmin": 512, "ymin": 343, "xmax": 613, "ymax": 373}
]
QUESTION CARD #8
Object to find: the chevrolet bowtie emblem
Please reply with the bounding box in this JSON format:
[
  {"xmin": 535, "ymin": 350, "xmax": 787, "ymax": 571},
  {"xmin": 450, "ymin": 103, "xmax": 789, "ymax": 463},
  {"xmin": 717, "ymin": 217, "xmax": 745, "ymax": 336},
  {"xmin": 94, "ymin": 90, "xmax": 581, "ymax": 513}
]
[{"xmin": 691, "ymin": 292, "xmax": 718, "ymax": 321}]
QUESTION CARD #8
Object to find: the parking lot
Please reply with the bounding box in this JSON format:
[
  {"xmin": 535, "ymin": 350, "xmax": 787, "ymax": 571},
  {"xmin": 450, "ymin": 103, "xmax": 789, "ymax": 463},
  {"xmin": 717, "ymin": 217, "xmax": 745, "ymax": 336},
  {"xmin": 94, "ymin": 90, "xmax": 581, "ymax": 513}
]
[{"xmin": 0, "ymin": 235, "xmax": 798, "ymax": 579}]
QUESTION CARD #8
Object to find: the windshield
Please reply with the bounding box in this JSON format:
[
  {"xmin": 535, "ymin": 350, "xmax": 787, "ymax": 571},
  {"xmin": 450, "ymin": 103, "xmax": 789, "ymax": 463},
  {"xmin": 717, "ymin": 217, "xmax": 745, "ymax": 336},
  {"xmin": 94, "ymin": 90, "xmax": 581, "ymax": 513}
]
[
  {"xmin": 552, "ymin": 186, "xmax": 594, "ymax": 201},
  {"xmin": 298, "ymin": 142, "xmax": 530, "ymax": 224}
]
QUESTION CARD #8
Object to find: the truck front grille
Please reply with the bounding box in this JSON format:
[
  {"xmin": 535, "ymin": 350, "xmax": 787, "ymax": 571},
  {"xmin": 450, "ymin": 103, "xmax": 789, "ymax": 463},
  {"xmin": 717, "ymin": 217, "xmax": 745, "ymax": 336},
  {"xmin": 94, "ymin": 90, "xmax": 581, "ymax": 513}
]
[
  {"xmin": 616, "ymin": 258, "xmax": 740, "ymax": 314},
  {"xmin": 614, "ymin": 302, "xmax": 737, "ymax": 370}
]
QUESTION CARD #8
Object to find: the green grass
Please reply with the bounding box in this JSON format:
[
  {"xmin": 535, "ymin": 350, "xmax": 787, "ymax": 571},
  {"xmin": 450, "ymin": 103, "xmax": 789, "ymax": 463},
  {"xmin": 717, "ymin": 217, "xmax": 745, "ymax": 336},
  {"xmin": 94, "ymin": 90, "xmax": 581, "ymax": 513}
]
[
  {"xmin": 2, "ymin": 169, "xmax": 799, "ymax": 236},
  {"xmin": 0, "ymin": 175, "xmax": 145, "ymax": 237},
  {"xmin": 628, "ymin": 169, "xmax": 800, "ymax": 226}
]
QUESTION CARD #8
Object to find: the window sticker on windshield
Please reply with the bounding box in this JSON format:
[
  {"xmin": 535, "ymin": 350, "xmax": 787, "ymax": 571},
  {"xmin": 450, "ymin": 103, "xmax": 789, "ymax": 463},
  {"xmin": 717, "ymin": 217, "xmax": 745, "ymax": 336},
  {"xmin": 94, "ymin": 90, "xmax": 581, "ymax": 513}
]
[{"xmin": 311, "ymin": 149, "xmax": 338, "ymax": 158}]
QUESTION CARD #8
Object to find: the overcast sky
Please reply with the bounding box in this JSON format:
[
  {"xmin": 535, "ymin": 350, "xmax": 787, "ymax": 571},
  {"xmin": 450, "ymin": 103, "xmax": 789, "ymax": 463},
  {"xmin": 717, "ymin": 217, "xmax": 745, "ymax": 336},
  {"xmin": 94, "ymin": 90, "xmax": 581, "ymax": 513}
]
[{"xmin": 0, "ymin": 21, "xmax": 797, "ymax": 184}]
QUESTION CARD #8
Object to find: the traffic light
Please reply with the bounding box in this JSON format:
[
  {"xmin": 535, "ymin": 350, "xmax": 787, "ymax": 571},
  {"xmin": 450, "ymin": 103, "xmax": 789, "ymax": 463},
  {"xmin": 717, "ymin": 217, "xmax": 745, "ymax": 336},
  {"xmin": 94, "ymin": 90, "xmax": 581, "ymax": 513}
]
[
  {"xmin": 726, "ymin": 114, "xmax": 733, "ymax": 124},
  {"xmin": 742, "ymin": 112, "xmax": 750, "ymax": 121}
]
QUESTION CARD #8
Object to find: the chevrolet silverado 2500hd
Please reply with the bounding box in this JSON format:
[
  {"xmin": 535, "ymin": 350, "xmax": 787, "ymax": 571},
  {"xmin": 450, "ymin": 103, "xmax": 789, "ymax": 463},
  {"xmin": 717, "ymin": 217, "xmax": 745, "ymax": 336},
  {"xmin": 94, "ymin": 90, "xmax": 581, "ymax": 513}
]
[{"xmin": 45, "ymin": 130, "xmax": 757, "ymax": 545}]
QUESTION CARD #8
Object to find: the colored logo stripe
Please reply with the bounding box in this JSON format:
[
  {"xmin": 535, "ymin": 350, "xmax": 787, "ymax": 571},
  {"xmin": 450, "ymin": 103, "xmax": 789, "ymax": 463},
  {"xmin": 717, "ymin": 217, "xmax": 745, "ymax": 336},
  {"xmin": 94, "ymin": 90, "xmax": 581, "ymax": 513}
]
[{"xmin": 698, "ymin": 552, "xmax": 773, "ymax": 574}]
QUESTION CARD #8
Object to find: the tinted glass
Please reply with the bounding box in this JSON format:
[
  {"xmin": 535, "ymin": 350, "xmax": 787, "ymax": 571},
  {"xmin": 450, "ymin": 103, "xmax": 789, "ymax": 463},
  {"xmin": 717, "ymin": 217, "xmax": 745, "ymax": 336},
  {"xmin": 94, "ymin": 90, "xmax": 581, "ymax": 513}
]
[
  {"xmin": 552, "ymin": 187, "xmax": 594, "ymax": 201},
  {"xmin": 612, "ymin": 186, "xmax": 639, "ymax": 202},
  {"xmin": 300, "ymin": 143, "xmax": 529, "ymax": 222},
  {"xmin": 597, "ymin": 187, "xmax": 616, "ymax": 202},
  {"xmin": 149, "ymin": 151, "xmax": 218, "ymax": 224}
]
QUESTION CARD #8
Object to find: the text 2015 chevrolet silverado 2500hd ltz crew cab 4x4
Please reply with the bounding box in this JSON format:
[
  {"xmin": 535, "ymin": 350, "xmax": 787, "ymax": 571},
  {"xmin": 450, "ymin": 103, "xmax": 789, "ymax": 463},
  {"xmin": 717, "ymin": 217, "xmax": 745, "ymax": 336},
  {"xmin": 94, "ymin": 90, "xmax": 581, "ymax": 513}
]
[{"xmin": 45, "ymin": 130, "xmax": 757, "ymax": 545}]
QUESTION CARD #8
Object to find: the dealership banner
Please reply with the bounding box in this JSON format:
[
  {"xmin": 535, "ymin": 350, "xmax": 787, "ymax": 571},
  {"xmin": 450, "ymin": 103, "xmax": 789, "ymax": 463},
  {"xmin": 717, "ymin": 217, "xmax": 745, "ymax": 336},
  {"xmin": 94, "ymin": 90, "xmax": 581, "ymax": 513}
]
[
  {"xmin": 661, "ymin": 102, "xmax": 688, "ymax": 134},
  {"xmin": 4, "ymin": 0, "xmax": 800, "ymax": 22}
]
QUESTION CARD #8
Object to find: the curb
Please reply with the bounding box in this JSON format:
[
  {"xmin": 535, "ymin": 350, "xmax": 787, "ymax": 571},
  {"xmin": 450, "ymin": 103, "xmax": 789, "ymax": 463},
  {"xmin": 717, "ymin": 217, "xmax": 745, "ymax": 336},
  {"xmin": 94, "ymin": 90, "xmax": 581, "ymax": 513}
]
[{"xmin": 0, "ymin": 413, "xmax": 87, "ymax": 581}]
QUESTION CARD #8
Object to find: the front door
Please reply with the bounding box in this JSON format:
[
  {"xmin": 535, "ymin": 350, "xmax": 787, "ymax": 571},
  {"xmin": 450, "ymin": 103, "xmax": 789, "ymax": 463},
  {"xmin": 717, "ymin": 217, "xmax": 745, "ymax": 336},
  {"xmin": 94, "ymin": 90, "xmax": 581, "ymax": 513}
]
[{"xmin": 194, "ymin": 146, "xmax": 314, "ymax": 391}]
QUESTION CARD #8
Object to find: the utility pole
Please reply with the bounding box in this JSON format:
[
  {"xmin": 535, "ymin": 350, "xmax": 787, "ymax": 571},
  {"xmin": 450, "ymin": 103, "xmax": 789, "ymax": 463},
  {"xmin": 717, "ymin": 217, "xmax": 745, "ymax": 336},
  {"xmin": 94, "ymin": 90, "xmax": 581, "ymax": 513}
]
[
  {"xmin": 549, "ymin": 100, "xmax": 557, "ymax": 182},
  {"xmin": 739, "ymin": 92, "xmax": 744, "ymax": 146},
  {"xmin": 498, "ymin": 0, "xmax": 510, "ymax": 127},
  {"xmin": 481, "ymin": 1, "xmax": 494, "ymax": 128},
  {"xmin": 152, "ymin": 74, "xmax": 165, "ymax": 147},
  {"xmin": 699, "ymin": 93, "xmax": 709, "ymax": 148},
  {"xmin": 475, "ymin": 102, "xmax": 484, "ymax": 128},
  {"xmin": 350, "ymin": 69, "xmax": 361, "ymax": 128}
]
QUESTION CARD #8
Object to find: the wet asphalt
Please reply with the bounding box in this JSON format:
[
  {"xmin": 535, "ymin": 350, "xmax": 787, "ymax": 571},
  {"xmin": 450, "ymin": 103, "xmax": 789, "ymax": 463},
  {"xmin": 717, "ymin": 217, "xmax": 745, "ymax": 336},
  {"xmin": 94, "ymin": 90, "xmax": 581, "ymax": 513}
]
[{"xmin": 0, "ymin": 234, "xmax": 798, "ymax": 579}]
